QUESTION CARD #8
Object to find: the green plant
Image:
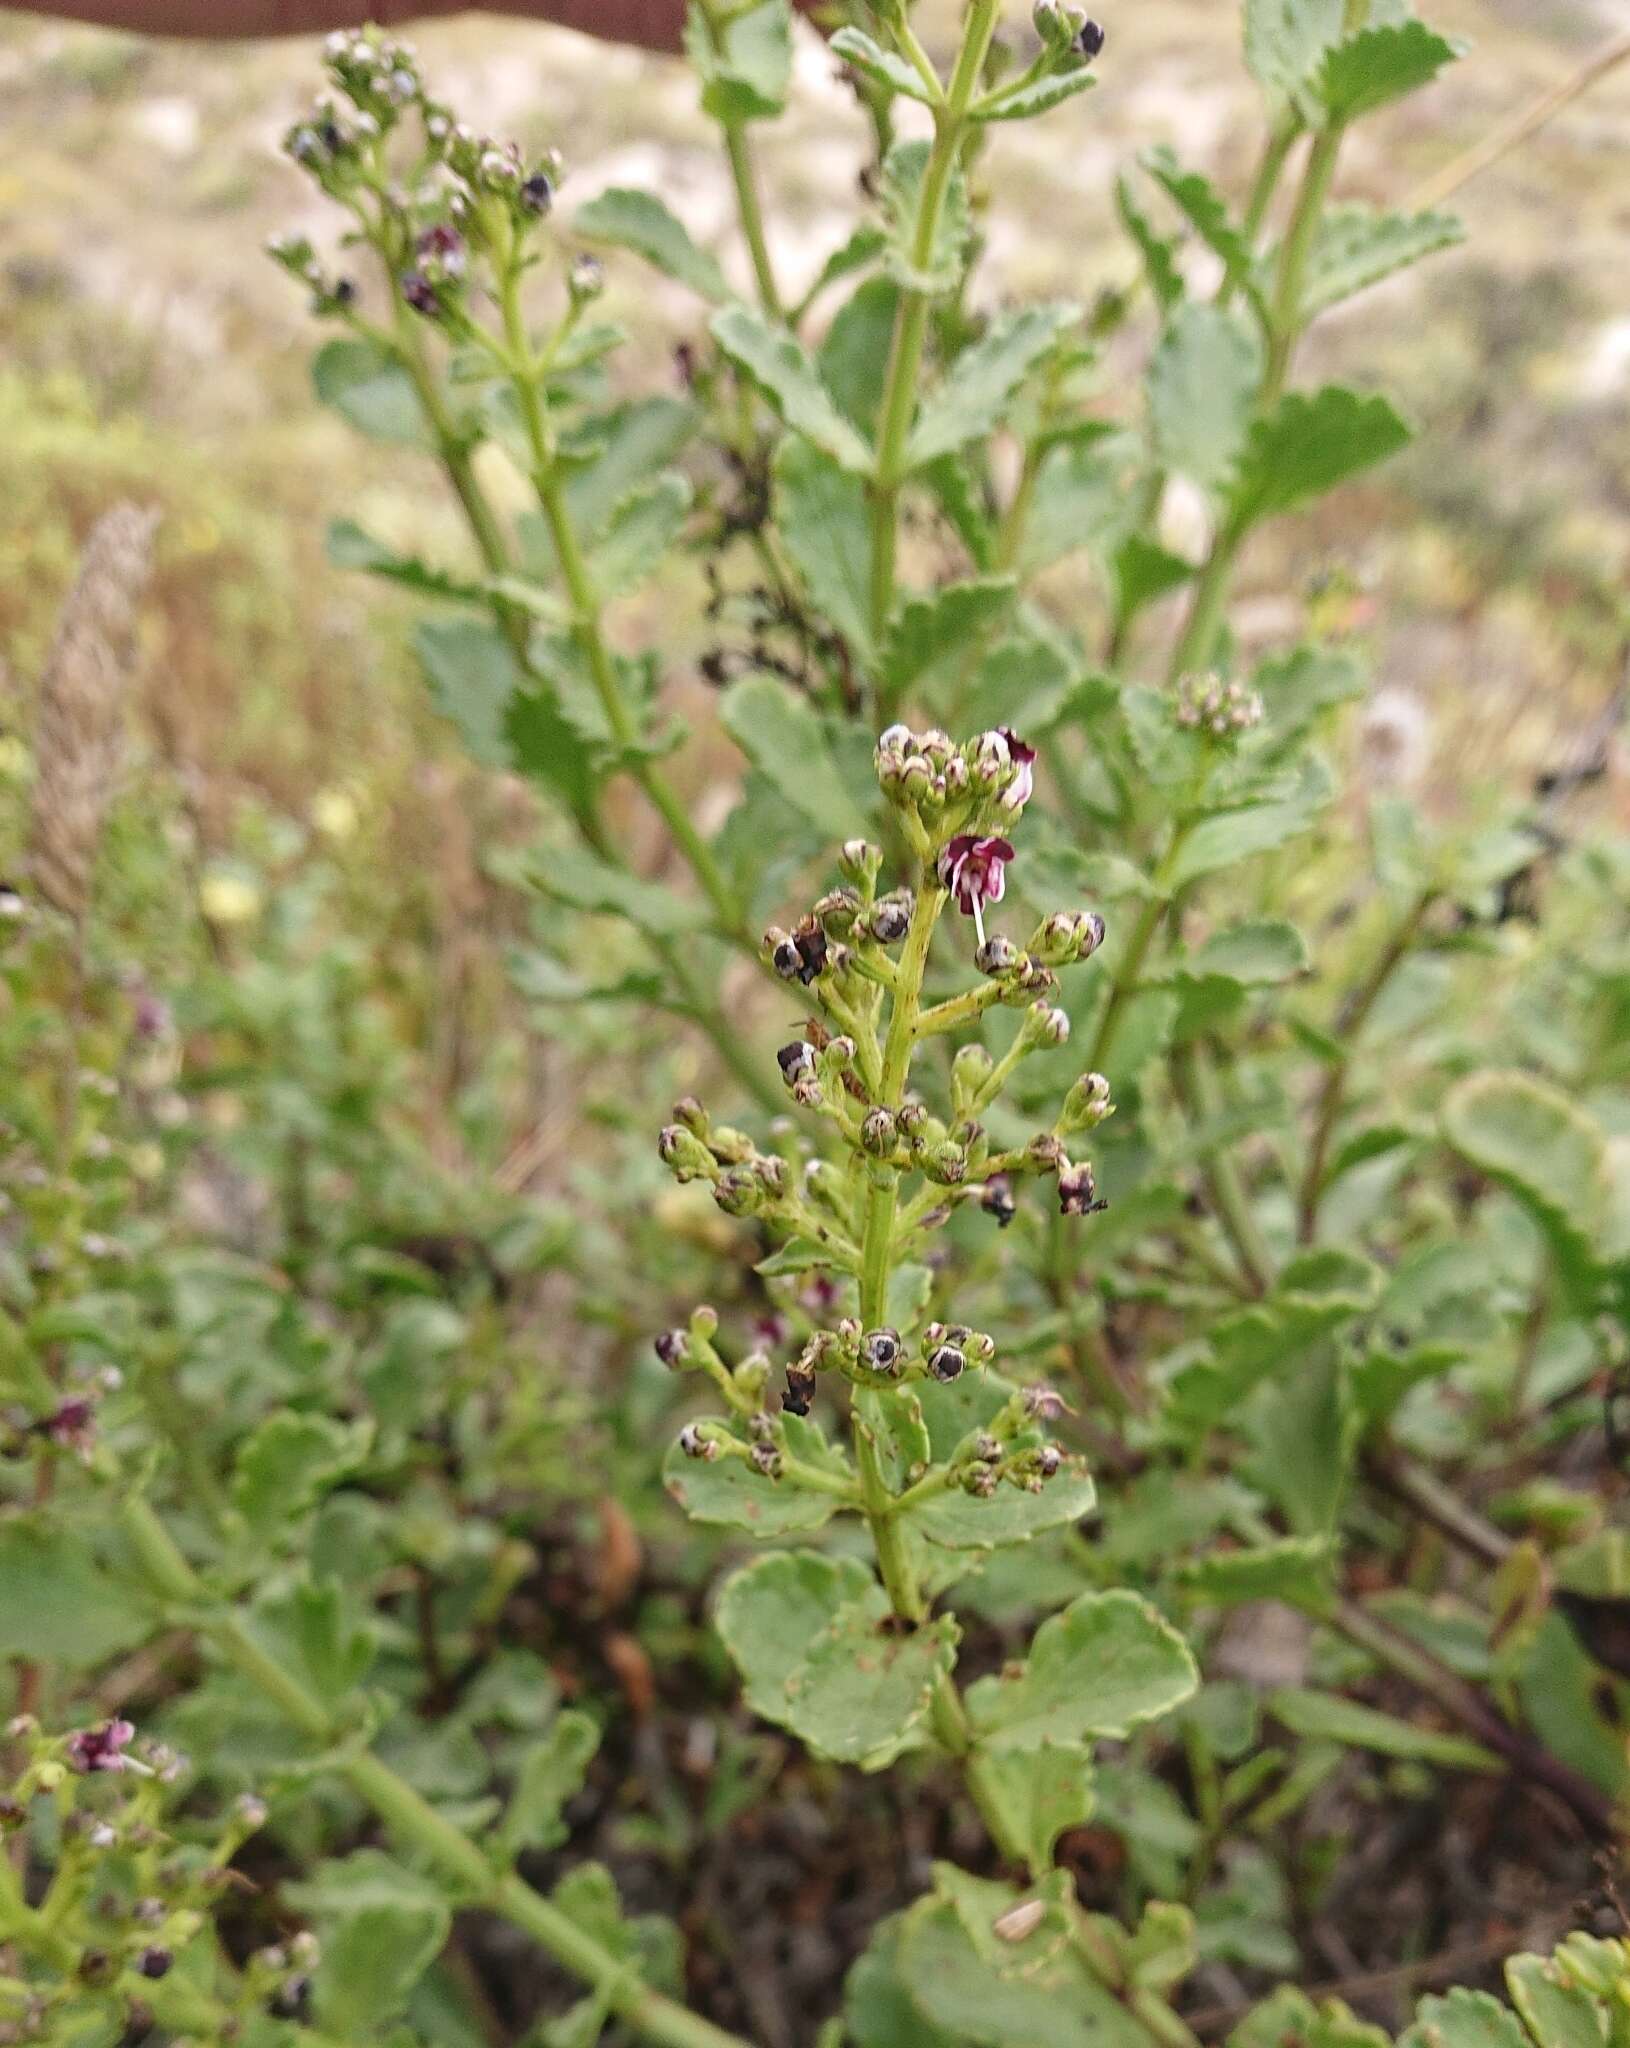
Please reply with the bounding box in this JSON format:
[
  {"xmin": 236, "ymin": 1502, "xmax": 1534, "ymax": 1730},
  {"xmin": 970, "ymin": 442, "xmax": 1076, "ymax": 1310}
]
[{"xmin": 5, "ymin": 0, "xmax": 1630, "ymax": 2043}]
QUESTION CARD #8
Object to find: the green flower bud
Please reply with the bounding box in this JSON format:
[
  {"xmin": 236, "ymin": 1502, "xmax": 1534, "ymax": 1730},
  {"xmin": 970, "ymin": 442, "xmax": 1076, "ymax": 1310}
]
[
  {"xmin": 1060, "ymin": 1070, "xmax": 1115, "ymax": 1134},
  {"xmin": 861, "ymin": 1107, "xmax": 898, "ymax": 1157}
]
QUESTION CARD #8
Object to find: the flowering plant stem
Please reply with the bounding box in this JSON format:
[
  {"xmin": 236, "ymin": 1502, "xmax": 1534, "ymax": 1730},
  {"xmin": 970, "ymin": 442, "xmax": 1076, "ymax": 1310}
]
[
  {"xmin": 868, "ymin": 0, "xmax": 1002, "ymax": 665},
  {"xmin": 114, "ymin": 1494, "xmax": 754, "ymax": 2048}
]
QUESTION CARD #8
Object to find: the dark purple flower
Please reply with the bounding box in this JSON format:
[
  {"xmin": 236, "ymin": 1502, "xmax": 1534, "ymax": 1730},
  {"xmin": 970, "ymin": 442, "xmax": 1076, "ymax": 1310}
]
[
  {"xmin": 417, "ymin": 222, "xmax": 464, "ymax": 266},
  {"xmin": 66, "ymin": 1720, "xmax": 136, "ymax": 1775},
  {"xmin": 42, "ymin": 1398, "xmax": 96, "ymax": 1454},
  {"xmin": 981, "ymin": 1176, "xmax": 1017, "ymax": 1229},
  {"xmin": 753, "ymin": 1311, "xmax": 791, "ymax": 1351},
  {"xmin": 1058, "ymin": 1163, "xmax": 1108, "ymax": 1218},
  {"xmin": 781, "ymin": 1364, "xmax": 817, "ymax": 1418},
  {"xmin": 937, "ymin": 835, "xmax": 1016, "ymax": 944},
  {"xmin": 400, "ymin": 270, "xmax": 439, "ymax": 317},
  {"xmin": 1077, "ymin": 18, "xmax": 1106, "ymax": 58},
  {"xmin": 997, "ymin": 728, "xmax": 1037, "ymax": 813}
]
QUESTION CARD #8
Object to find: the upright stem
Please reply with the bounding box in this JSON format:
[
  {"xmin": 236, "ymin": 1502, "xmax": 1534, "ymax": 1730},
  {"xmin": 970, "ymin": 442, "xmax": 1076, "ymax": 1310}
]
[
  {"xmin": 498, "ymin": 257, "xmax": 745, "ymax": 943},
  {"xmin": 1296, "ymin": 890, "xmax": 1435, "ymax": 1241},
  {"xmin": 1170, "ymin": 1043, "xmax": 1274, "ymax": 1297},
  {"xmin": 116, "ymin": 1497, "xmax": 753, "ymax": 2048},
  {"xmin": 699, "ymin": 0, "xmax": 783, "ymax": 319},
  {"xmin": 868, "ymin": 0, "xmax": 1002, "ymax": 665}
]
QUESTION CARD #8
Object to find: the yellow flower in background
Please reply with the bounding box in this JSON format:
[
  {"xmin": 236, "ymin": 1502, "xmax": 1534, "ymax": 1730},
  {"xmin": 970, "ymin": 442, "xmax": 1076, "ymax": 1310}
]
[
  {"xmin": 312, "ymin": 786, "xmax": 360, "ymax": 842},
  {"xmin": 199, "ymin": 870, "xmax": 261, "ymax": 926}
]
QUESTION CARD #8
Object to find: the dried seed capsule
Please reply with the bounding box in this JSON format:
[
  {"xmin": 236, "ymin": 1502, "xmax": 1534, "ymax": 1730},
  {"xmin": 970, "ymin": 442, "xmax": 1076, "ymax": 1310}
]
[
  {"xmin": 777, "ymin": 1041, "xmax": 816, "ymax": 1088},
  {"xmin": 861, "ymin": 1108, "xmax": 898, "ymax": 1157},
  {"xmin": 861, "ymin": 1328, "xmax": 903, "ymax": 1374},
  {"xmin": 782, "ymin": 1364, "xmax": 817, "ymax": 1417},
  {"xmin": 981, "ymin": 1176, "xmax": 1017, "ymax": 1228},
  {"xmin": 926, "ymin": 1343, "xmax": 966, "ymax": 1383},
  {"xmin": 678, "ymin": 1423, "xmax": 719, "ymax": 1461},
  {"xmin": 1058, "ymin": 1162, "xmax": 1107, "ymax": 1217}
]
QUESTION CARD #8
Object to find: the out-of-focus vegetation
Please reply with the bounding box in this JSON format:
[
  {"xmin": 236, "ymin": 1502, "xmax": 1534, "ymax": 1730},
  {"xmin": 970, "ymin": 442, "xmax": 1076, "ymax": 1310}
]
[{"xmin": 2, "ymin": 2, "xmax": 1629, "ymax": 2044}]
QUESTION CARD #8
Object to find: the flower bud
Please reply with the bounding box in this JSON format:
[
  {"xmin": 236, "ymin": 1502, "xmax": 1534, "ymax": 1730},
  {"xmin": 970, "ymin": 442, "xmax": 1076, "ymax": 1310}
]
[
  {"xmin": 973, "ymin": 1432, "xmax": 1003, "ymax": 1464},
  {"xmin": 1077, "ymin": 17, "xmax": 1106, "ymax": 59},
  {"xmin": 840, "ymin": 838, "xmax": 881, "ymax": 884},
  {"xmin": 520, "ymin": 169, "xmax": 555, "ymax": 215},
  {"xmin": 234, "ymin": 1794, "xmax": 269, "ymax": 1830},
  {"xmin": 952, "ymin": 1042, "xmax": 994, "ymax": 1106},
  {"xmin": 967, "ymin": 1465, "xmax": 1000, "ymax": 1497},
  {"xmin": 715, "ymin": 1168, "xmax": 765, "ymax": 1217},
  {"xmin": 968, "ymin": 728, "xmax": 1012, "ymax": 789},
  {"xmin": 659, "ymin": 1124, "xmax": 717, "ymax": 1181},
  {"xmin": 861, "ymin": 1328, "xmax": 902, "ymax": 1375},
  {"xmin": 976, "ymin": 935, "xmax": 1019, "ymax": 977},
  {"xmin": 861, "ymin": 1107, "xmax": 898, "ymax": 1157},
  {"xmin": 655, "ymin": 1329, "xmax": 691, "ymax": 1370},
  {"xmin": 736, "ymin": 1350, "xmax": 772, "ymax": 1402},
  {"xmin": 678, "ymin": 1422, "xmax": 719, "ymax": 1461},
  {"xmin": 569, "ymin": 254, "xmax": 605, "ymax": 301},
  {"xmin": 926, "ymin": 1343, "xmax": 966, "ymax": 1383},
  {"xmin": 814, "ymin": 886, "xmax": 861, "ymax": 933},
  {"xmin": 896, "ymin": 1100, "xmax": 929, "ymax": 1137},
  {"xmin": 138, "ymin": 1948, "xmax": 174, "ymax": 1981},
  {"xmin": 922, "ymin": 1141, "xmax": 969, "ymax": 1187},
  {"xmin": 1035, "ymin": 1444, "xmax": 1064, "ymax": 1479},
  {"xmin": 1023, "ymin": 1001, "xmax": 1071, "ymax": 1049},
  {"xmin": 1061, "ymin": 1070, "xmax": 1114, "ymax": 1133},
  {"xmin": 749, "ymin": 1440, "xmax": 783, "ymax": 1479}
]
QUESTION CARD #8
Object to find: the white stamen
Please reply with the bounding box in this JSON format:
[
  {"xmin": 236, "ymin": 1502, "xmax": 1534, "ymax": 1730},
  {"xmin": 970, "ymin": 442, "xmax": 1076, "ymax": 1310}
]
[{"xmin": 973, "ymin": 901, "xmax": 986, "ymax": 947}]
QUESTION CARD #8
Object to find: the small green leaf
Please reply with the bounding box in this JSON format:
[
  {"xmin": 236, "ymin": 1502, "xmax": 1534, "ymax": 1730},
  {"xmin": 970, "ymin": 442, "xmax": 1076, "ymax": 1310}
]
[
  {"xmin": 882, "ymin": 579, "xmax": 1016, "ymax": 703},
  {"xmin": 1267, "ymin": 1687, "xmax": 1501, "ymax": 1772},
  {"xmin": 230, "ymin": 1412, "xmax": 368, "ymax": 1537},
  {"xmin": 413, "ymin": 618, "xmax": 600, "ymax": 820},
  {"xmin": 243, "ymin": 1577, "xmax": 376, "ymax": 1710},
  {"xmin": 721, "ymin": 673, "xmax": 870, "ymax": 837},
  {"xmin": 716, "ymin": 1550, "xmax": 877, "ymax": 1724},
  {"xmin": 820, "ymin": 275, "xmax": 899, "ymax": 434},
  {"xmin": 968, "ymin": 1744, "xmax": 1094, "ymax": 1876},
  {"xmin": 1176, "ymin": 1538, "xmax": 1332, "ymax": 1611},
  {"xmin": 1401, "ymin": 1989, "xmax": 1532, "ymax": 2048},
  {"xmin": 1442, "ymin": 1070, "xmax": 1614, "ymax": 1295},
  {"xmin": 1504, "ymin": 1956, "xmax": 1611, "ymax": 2048},
  {"xmin": 574, "ymin": 187, "xmax": 730, "ymax": 302},
  {"xmin": 1183, "ymin": 919, "xmax": 1310, "ymax": 987},
  {"xmin": 325, "ymin": 520, "xmax": 487, "ymax": 604},
  {"xmin": 1014, "ymin": 430, "xmax": 1131, "ymax": 577},
  {"xmin": 1302, "ymin": 204, "xmax": 1464, "ymax": 319},
  {"xmin": 1167, "ymin": 777, "xmax": 1333, "ymax": 888},
  {"xmin": 524, "ymin": 842, "xmax": 707, "ymax": 935},
  {"xmin": 881, "ymin": 140, "xmax": 973, "ymax": 295},
  {"xmin": 906, "ymin": 306, "xmax": 1076, "ymax": 471},
  {"xmin": 829, "ymin": 25, "xmax": 936, "ymax": 102},
  {"xmin": 1319, "ymin": 21, "xmax": 1462, "ymax": 123},
  {"xmin": 292, "ymin": 1853, "xmax": 452, "ymax": 2036},
  {"xmin": 975, "ymin": 67, "xmax": 1097, "ymax": 121},
  {"xmin": 1141, "ymin": 147, "xmax": 1255, "ymax": 285},
  {"xmin": 1244, "ymin": 0, "xmax": 1346, "ymax": 111},
  {"xmin": 496, "ymin": 1711, "xmax": 600, "ymax": 1858},
  {"xmin": 1228, "ymin": 384, "xmax": 1411, "ymax": 529},
  {"xmin": 967, "ymin": 1590, "xmax": 1198, "ymax": 1752},
  {"xmin": 711, "ymin": 304, "xmax": 872, "ymax": 474},
  {"xmin": 1117, "ymin": 173, "xmax": 1183, "ymax": 313},
  {"xmin": 1147, "ymin": 302, "xmax": 1261, "ymax": 493},
  {"xmin": 785, "ymin": 1599, "xmax": 958, "ymax": 1767},
  {"xmin": 313, "ymin": 337, "xmax": 431, "ymax": 448},
  {"xmin": 663, "ymin": 1419, "xmax": 847, "ymax": 1535},
  {"xmin": 0, "ymin": 1518, "xmax": 152, "ymax": 1666},
  {"xmin": 588, "ymin": 474, "xmax": 691, "ymax": 602},
  {"xmin": 755, "ymin": 1238, "xmax": 839, "ymax": 1277},
  {"xmin": 685, "ymin": 0, "xmax": 792, "ymax": 122},
  {"xmin": 775, "ymin": 436, "xmax": 876, "ymax": 662}
]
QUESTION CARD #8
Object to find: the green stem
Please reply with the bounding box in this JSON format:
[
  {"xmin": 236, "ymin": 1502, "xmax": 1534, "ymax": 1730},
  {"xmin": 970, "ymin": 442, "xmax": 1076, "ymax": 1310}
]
[
  {"xmin": 1296, "ymin": 889, "xmax": 1435, "ymax": 1240},
  {"xmin": 722, "ymin": 121, "xmax": 783, "ymax": 319},
  {"xmin": 868, "ymin": 0, "xmax": 1002, "ymax": 669},
  {"xmin": 498, "ymin": 257, "xmax": 745, "ymax": 944},
  {"xmin": 116, "ymin": 1497, "xmax": 752, "ymax": 2048},
  {"xmin": 1170, "ymin": 1043, "xmax": 1273, "ymax": 1298}
]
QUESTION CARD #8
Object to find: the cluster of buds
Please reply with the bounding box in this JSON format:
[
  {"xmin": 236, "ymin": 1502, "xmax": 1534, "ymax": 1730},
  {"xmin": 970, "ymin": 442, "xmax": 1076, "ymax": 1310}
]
[
  {"xmin": 940, "ymin": 1379, "xmax": 1079, "ymax": 1499},
  {"xmin": 1174, "ymin": 673, "xmax": 1264, "ymax": 742},
  {"xmin": 877, "ymin": 723, "xmax": 1035, "ymax": 835},
  {"xmin": 1, "ymin": 1719, "xmax": 286, "ymax": 2035},
  {"xmin": 1033, "ymin": 2, "xmax": 1108, "ymax": 60},
  {"xmin": 658, "ymin": 1100, "xmax": 792, "ymax": 1220},
  {"xmin": 3, "ymin": 1365, "xmax": 122, "ymax": 1470},
  {"xmin": 279, "ymin": 35, "xmax": 566, "ymax": 327},
  {"xmin": 265, "ymin": 231, "xmax": 356, "ymax": 315}
]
